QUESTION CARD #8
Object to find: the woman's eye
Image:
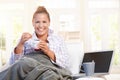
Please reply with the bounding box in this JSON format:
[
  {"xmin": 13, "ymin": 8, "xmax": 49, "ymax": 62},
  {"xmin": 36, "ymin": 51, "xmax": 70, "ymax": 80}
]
[
  {"xmin": 35, "ymin": 21, "xmax": 39, "ymax": 23},
  {"xmin": 35, "ymin": 21, "xmax": 47, "ymax": 23},
  {"xmin": 43, "ymin": 21, "xmax": 46, "ymax": 23}
]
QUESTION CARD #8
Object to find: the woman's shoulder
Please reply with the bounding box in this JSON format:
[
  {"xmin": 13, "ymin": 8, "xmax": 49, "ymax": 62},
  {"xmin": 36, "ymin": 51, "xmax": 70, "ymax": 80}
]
[
  {"xmin": 48, "ymin": 28, "xmax": 65, "ymax": 42},
  {"xmin": 51, "ymin": 32, "xmax": 64, "ymax": 40},
  {"xmin": 48, "ymin": 35, "xmax": 65, "ymax": 47}
]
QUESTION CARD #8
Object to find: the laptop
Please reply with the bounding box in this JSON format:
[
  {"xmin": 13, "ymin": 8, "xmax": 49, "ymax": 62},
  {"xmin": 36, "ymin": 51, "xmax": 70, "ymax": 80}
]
[{"xmin": 72, "ymin": 50, "xmax": 113, "ymax": 79}]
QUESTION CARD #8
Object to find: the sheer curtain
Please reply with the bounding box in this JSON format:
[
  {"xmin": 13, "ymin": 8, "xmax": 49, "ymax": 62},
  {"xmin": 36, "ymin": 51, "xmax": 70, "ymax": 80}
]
[{"xmin": 84, "ymin": 0, "xmax": 120, "ymax": 69}]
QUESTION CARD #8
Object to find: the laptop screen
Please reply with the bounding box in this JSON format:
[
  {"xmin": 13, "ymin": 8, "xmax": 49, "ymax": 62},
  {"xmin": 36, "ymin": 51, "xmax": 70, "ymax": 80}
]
[{"xmin": 80, "ymin": 50, "xmax": 113, "ymax": 74}]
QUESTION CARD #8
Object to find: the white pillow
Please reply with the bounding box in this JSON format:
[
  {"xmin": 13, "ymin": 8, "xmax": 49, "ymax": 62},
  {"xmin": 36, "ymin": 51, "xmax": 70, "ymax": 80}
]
[{"xmin": 66, "ymin": 42, "xmax": 84, "ymax": 75}]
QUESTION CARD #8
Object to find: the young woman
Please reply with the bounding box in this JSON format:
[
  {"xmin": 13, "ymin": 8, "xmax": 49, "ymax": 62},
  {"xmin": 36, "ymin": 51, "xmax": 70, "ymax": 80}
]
[{"xmin": 0, "ymin": 6, "xmax": 72, "ymax": 80}]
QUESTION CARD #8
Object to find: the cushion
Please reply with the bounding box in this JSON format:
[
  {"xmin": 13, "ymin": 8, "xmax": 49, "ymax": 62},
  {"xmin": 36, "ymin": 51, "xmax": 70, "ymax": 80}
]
[{"xmin": 66, "ymin": 42, "xmax": 84, "ymax": 74}]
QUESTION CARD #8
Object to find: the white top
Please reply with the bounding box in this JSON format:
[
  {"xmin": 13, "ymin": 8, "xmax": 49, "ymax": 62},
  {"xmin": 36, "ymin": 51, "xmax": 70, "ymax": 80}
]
[{"xmin": 9, "ymin": 29, "xmax": 70, "ymax": 69}]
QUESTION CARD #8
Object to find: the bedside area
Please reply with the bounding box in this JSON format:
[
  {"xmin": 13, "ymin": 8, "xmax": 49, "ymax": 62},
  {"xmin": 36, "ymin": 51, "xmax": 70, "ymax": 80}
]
[
  {"xmin": 75, "ymin": 74, "xmax": 120, "ymax": 80},
  {"xmin": 103, "ymin": 65, "xmax": 120, "ymax": 80},
  {"xmin": 104, "ymin": 74, "xmax": 120, "ymax": 80},
  {"xmin": 76, "ymin": 77, "xmax": 105, "ymax": 80}
]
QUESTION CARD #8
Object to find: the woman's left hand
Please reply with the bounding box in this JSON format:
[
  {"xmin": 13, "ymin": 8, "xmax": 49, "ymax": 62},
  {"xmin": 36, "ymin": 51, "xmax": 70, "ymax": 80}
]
[
  {"xmin": 36, "ymin": 40, "xmax": 56, "ymax": 61},
  {"xmin": 36, "ymin": 40, "xmax": 49, "ymax": 53}
]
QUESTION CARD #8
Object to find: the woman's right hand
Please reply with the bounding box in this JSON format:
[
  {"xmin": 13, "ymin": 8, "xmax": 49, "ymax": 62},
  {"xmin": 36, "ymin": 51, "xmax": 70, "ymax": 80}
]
[
  {"xmin": 15, "ymin": 32, "xmax": 32, "ymax": 54},
  {"xmin": 19, "ymin": 32, "xmax": 32, "ymax": 45}
]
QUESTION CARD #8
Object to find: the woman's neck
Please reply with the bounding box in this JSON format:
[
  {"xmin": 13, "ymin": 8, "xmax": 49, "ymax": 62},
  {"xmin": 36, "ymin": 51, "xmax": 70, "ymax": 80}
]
[{"xmin": 37, "ymin": 33, "xmax": 48, "ymax": 41}]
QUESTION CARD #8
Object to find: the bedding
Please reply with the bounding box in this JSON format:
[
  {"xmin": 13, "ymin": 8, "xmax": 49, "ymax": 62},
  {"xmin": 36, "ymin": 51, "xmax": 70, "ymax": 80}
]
[{"xmin": 0, "ymin": 51, "xmax": 73, "ymax": 80}]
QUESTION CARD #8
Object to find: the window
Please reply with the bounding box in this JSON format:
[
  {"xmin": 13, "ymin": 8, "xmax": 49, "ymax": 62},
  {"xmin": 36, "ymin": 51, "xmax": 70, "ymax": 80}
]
[
  {"xmin": 85, "ymin": 0, "xmax": 120, "ymax": 67},
  {"xmin": 0, "ymin": 3, "xmax": 24, "ymax": 67}
]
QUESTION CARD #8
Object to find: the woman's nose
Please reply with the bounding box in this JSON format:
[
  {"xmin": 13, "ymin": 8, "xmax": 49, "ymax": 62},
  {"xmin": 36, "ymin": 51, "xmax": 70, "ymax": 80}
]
[{"xmin": 39, "ymin": 23, "xmax": 44, "ymax": 28}]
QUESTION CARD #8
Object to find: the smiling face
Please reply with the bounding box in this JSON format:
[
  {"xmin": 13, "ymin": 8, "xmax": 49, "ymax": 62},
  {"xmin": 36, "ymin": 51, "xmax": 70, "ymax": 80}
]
[{"xmin": 32, "ymin": 13, "xmax": 50, "ymax": 37}]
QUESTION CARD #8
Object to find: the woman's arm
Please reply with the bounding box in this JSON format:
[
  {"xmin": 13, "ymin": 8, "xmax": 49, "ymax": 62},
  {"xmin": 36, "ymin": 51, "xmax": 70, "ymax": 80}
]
[
  {"xmin": 9, "ymin": 32, "xmax": 32, "ymax": 64},
  {"xmin": 48, "ymin": 35, "xmax": 70, "ymax": 69},
  {"xmin": 36, "ymin": 40, "xmax": 56, "ymax": 61}
]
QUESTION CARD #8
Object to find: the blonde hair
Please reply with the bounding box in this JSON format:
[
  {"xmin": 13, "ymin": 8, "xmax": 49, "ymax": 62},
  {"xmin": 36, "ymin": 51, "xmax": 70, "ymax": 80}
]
[{"xmin": 32, "ymin": 6, "xmax": 50, "ymax": 21}]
